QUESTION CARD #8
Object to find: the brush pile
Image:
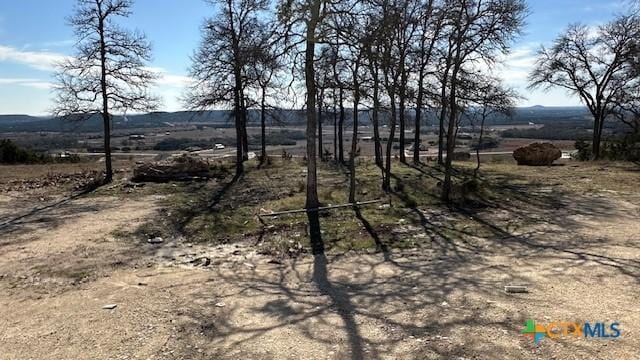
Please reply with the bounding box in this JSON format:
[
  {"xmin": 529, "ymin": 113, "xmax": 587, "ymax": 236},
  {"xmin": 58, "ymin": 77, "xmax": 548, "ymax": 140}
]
[{"xmin": 133, "ymin": 154, "xmax": 210, "ymax": 182}]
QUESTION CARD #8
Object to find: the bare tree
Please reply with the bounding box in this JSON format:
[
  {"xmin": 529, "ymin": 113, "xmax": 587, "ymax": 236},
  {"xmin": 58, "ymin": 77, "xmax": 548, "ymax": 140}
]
[
  {"xmin": 315, "ymin": 46, "xmax": 334, "ymax": 161},
  {"xmin": 466, "ymin": 77, "xmax": 518, "ymax": 177},
  {"xmin": 278, "ymin": 0, "xmax": 329, "ymax": 210},
  {"xmin": 363, "ymin": 28, "xmax": 384, "ymax": 169},
  {"xmin": 186, "ymin": 0, "xmax": 269, "ymax": 178},
  {"xmin": 53, "ymin": 0, "xmax": 158, "ymax": 183},
  {"xmin": 377, "ymin": 0, "xmax": 419, "ymax": 190},
  {"xmin": 251, "ymin": 39, "xmax": 282, "ymax": 164},
  {"xmin": 441, "ymin": 0, "xmax": 526, "ymax": 203},
  {"xmin": 341, "ymin": 10, "xmax": 368, "ymax": 203},
  {"xmin": 411, "ymin": 0, "xmax": 444, "ymax": 164},
  {"xmin": 329, "ymin": 32, "xmax": 348, "ymax": 164},
  {"xmin": 528, "ymin": 14, "xmax": 640, "ymax": 159}
]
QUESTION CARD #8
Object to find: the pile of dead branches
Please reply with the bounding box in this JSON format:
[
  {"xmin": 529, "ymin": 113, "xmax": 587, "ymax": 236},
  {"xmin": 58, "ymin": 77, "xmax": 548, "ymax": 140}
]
[{"xmin": 132, "ymin": 154, "xmax": 210, "ymax": 182}]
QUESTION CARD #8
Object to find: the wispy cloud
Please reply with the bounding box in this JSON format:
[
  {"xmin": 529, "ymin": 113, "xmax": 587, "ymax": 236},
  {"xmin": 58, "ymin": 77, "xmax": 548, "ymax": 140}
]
[
  {"xmin": 0, "ymin": 44, "xmax": 68, "ymax": 71},
  {"xmin": 494, "ymin": 45, "xmax": 538, "ymax": 88},
  {"xmin": 41, "ymin": 39, "xmax": 75, "ymax": 48},
  {"xmin": 0, "ymin": 78, "xmax": 54, "ymax": 89},
  {"xmin": 146, "ymin": 66, "xmax": 194, "ymax": 87}
]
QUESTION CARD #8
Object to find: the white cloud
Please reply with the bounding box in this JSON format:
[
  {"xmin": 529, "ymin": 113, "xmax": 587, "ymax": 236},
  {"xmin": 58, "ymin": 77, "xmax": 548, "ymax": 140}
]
[
  {"xmin": 0, "ymin": 45, "xmax": 192, "ymax": 112},
  {"xmin": 41, "ymin": 39, "xmax": 75, "ymax": 48},
  {"xmin": 0, "ymin": 78, "xmax": 54, "ymax": 89},
  {"xmin": 145, "ymin": 67, "xmax": 193, "ymax": 111},
  {"xmin": 146, "ymin": 66, "xmax": 194, "ymax": 87},
  {"xmin": 0, "ymin": 45, "xmax": 68, "ymax": 71},
  {"xmin": 495, "ymin": 45, "xmax": 538, "ymax": 86}
]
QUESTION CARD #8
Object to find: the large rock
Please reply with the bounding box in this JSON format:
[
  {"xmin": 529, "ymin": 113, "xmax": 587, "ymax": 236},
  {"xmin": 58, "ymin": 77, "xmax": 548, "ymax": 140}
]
[
  {"xmin": 513, "ymin": 142, "xmax": 561, "ymax": 166},
  {"xmin": 133, "ymin": 154, "xmax": 210, "ymax": 182}
]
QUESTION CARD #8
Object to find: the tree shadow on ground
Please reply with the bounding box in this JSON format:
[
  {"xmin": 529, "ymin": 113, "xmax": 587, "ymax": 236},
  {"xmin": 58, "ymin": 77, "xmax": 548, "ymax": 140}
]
[
  {"xmin": 0, "ymin": 180, "xmax": 107, "ymax": 243},
  {"xmin": 5, "ymin": 160, "xmax": 638, "ymax": 358}
]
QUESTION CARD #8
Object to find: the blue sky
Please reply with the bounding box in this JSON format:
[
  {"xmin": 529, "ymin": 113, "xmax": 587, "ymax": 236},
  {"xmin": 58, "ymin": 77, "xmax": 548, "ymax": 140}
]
[{"xmin": 0, "ymin": 0, "xmax": 630, "ymax": 115}]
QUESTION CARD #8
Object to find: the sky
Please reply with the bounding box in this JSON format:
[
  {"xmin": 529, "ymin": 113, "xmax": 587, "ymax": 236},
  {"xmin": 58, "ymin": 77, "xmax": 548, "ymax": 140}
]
[{"xmin": 0, "ymin": 0, "xmax": 631, "ymax": 115}]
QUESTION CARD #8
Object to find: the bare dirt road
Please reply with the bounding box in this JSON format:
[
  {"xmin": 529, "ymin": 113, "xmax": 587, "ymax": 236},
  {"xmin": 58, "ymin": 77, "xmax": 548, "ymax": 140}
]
[{"xmin": 0, "ymin": 175, "xmax": 639, "ymax": 359}]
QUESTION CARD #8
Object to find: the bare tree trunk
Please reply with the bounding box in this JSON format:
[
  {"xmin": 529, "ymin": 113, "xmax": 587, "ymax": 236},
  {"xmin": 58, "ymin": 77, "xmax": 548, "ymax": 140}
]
[
  {"xmin": 228, "ymin": 0, "xmax": 244, "ymax": 177},
  {"xmin": 371, "ymin": 68, "xmax": 382, "ymax": 169},
  {"xmin": 101, "ymin": 112, "xmax": 112, "ymax": 183},
  {"xmin": 304, "ymin": 0, "xmax": 320, "ymax": 209},
  {"xmin": 338, "ymin": 87, "xmax": 345, "ymax": 163},
  {"xmin": 442, "ymin": 63, "xmax": 460, "ymax": 203},
  {"xmin": 260, "ymin": 87, "xmax": 267, "ymax": 163},
  {"xmin": 349, "ymin": 66, "xmax": 360, "ymax": 203},
  {"xmin": 241, "ymin": 106, "xmax": 249, "ymax": 161},
  {"xmin": 437, "ymin": 103, "xmax": 446, "ymax": 165},
  {"xmin": 333, "ymin": 89, "xmax": 338, "ymax": 163},
  {"xmin": 234, "ymin": 110, "xmax": 244, "ymax": 177},
  {"xmin": 474, "ymin": 110, "xmax": 487, "ymax": 178},
  {"xmin": 398, "ymin": 68, "xmax": 407, "ymax": 163},
  {"xmin": 384, "ymin": 94, "xmax": 397, "ymax": 192},
  {"xmin": 437, "ymin": 59, "xmax": 452, "ymax": 165},
  {"xmin": 592, "ymin": 111, "xmax": 605, "ymax": 160},
  {"xmin": 414, "ymin": 71, "xmax": 423, "ymax": 164},
  {"xmin": 318, "ymin": 88, "xmax": 324, "ymax": 161},
  {"xmin": 98, "ymin": 13, "xmax": 112, "ymax": 183}
]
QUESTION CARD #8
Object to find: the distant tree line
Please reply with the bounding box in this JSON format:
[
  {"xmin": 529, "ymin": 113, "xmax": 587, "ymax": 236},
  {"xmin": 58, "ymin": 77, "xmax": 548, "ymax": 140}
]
[
  {"xmin": 0, "ymin": 139, "xmax": 80, "ymax": 164},
  {"xmin": 153, "ymin": 130, "xmax": 305, "ymax": 151},
  {"xmin": 502, "ymin": 124, "xmax": 594, "ymax": 141}
]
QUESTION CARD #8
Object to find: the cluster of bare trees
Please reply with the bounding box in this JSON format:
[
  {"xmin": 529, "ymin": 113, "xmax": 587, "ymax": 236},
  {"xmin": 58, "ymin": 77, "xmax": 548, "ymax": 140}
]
[
  {"xmin": 529, "ymin": 8, "xmax": 640, "ymax": 160},
  {"xmin": 52, "ymin": 0, "xmax": 640, "ymax": 211},
  {"xmin": 275, "ymin": 0, "xmax": 526, "ymax": 205},
  {"xmin": 54, "ymin": 0, "xmax": 527, "ymax": 205}
]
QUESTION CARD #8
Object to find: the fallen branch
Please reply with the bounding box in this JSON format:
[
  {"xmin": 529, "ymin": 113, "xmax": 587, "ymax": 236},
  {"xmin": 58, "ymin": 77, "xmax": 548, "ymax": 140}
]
[{"xmin": 258, "ymin": 199, "xmax": 385, "ymax": 218}]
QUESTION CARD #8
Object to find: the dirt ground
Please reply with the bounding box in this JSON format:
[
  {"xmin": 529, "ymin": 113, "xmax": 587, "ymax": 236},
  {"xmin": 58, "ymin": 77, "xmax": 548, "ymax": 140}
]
[{"xmin": 0, "ymin": 161, "xmax": 639, "ymax": 359}]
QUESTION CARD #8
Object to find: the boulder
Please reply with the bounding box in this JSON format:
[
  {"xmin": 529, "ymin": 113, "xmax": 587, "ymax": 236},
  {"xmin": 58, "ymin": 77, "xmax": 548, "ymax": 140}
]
[
  {"xmin": 133, "ymin": 154, "xmax": 210, "ymax": 182},
  {"xmin": 513, "ymin": 142, "xmax": 561, "ymax": 166}
]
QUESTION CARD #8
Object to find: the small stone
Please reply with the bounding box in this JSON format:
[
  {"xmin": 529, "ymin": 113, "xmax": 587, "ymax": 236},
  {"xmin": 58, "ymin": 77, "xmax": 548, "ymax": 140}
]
[
  {"xmin": 243, "ymin": 262, "xmax": 255, "ymax": 269},
  {"xmin": 504, "ymin": 285, "xmax": 529, "ymax": 293},
  {"xmin": 148, "ymin": 237, "xmax": 163, "ymax": 244},
  {"xmin": 215, "ymin": 302, "xmax": 226, "ymax": 307},
  {"xmin": 102, "ymin": 304, "xmax": 117, "ymax": 310}
]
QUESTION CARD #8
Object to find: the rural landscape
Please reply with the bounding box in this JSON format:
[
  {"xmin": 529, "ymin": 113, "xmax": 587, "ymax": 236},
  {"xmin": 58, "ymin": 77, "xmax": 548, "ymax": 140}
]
[{"xmin": 1, "ymin": 0, "xmax": 639, "ymax": 359}]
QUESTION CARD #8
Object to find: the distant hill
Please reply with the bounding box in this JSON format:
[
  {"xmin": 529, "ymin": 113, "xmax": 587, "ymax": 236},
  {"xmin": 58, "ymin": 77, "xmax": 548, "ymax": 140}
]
[
  {"xmin": 0, "ymin": 107, "xmax": 590, "ymax": 133},
  {"xmin": 0, "ymin": 110, "xmax": 308, "ymax": 133}
]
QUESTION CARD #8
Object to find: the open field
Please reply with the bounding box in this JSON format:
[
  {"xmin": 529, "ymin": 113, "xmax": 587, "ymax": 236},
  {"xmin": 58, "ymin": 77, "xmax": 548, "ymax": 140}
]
[
  {"xmin": 1, "ymin": 122, "xmax": 576, "ymax": 158},
  {"xmin": 1, "ymin": 158, "xmax": 639, "ymax": 359}
]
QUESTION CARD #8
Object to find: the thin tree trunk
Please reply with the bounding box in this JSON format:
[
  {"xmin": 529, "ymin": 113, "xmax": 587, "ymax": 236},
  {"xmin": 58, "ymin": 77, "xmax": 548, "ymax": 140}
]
[
  {"xmin": 338, "ymin": 87, "xmax": 345, "ymax": 163},
  {"xmin": 372, "ymin": 72, "xmax": 382, "ymax": 169},
  {"xmin": 437, "ymin": 103, "xmax": 447, "ymax": 165},
  {"xmin": 98, "ymin": 13, "xmax": 112, "ymax": 183},
  {"xmin": 399, "ymin": 69, "xmax": 407, "ymax": 163},
  {"xmin": 442, "ymin": 62, "xmax": 461, "ymax": 203},
  {"xmin": 333, "ymin": 89, "xmax": 338, "ymax": 163},
  {"xmin": 384, "ymin": 93, "xmax": 397, "ymax": 192},
  {"xmin": 349, "ymin": 65, "xmax": 360, "ymax": 203},
  {"xmin": 241, "ymin": 106, "xmax": 249, "ymax": 161},
  {"xmin": 305, "ymin": 0, "xmax": 320, "ymax": 209},
  {"xmin": 260, "ymin": 87, "xmax": 267, "ymax": 162},
  {"xmin": 318, "ymin": 88, "xmax": 324, "ymax": 161},
  {"xmin": 228, "ymin": 0, "xmax": 243, "ymax": 177},
  {"xmin": 437, "ymin": 59, "xmax": 452, "ymax": 165},
  {"xmin": 414, "ymin": 70, "xmax": 424, "ymax": 164},
  {"xmin": 474, "ymin": 110, "xmax": 487, "ymax": 178}
]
